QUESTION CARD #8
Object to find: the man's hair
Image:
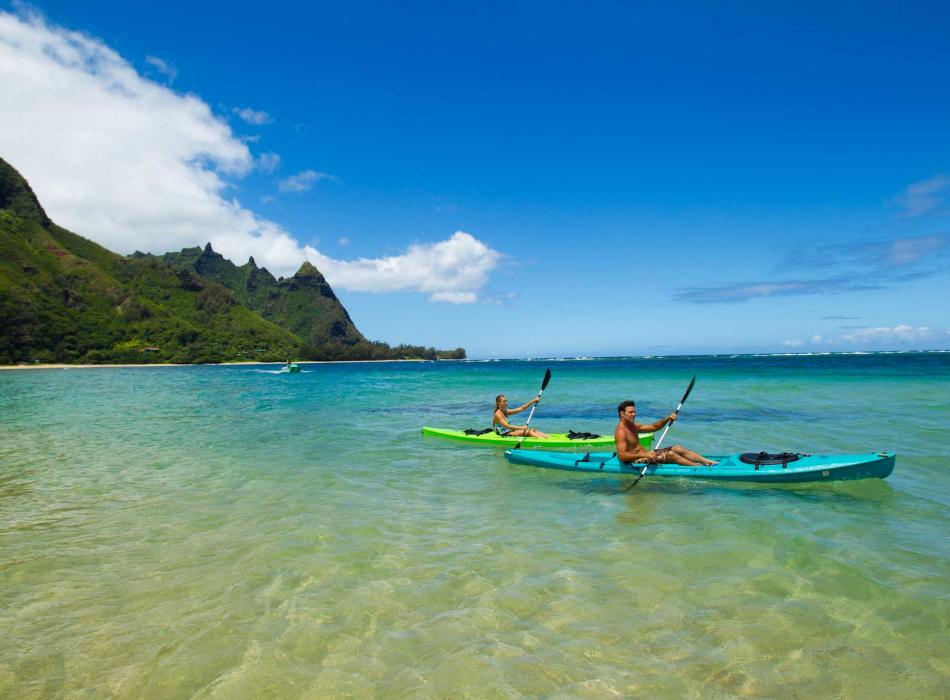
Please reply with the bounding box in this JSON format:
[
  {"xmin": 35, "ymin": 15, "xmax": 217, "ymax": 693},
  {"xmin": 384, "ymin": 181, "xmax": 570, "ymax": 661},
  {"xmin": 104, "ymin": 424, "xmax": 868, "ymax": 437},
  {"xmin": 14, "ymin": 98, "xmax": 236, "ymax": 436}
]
[{"xmin": 617, "ymin": 400, "xmax": 636, "ymax": 416}]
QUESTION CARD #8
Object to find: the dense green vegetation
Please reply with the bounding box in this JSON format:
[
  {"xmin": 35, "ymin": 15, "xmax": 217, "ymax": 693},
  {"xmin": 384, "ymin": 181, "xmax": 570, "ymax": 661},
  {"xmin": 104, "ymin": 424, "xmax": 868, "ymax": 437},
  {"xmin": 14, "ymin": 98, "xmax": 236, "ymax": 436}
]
[{"xmin": 0, "ymin": 157, "xmax": 465, "ymax": 364}]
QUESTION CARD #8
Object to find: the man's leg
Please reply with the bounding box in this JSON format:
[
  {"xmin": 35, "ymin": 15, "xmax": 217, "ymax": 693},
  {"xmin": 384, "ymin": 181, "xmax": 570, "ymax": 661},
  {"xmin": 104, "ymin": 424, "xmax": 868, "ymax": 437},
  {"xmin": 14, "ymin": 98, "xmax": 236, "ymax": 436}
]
[
  {"xmin": 656, "ymin": 448, "xmax": 698, "ymax": 466},
  {"xmin": 670, "ymin": 444, "xmax": 716, "ymax": 466}
]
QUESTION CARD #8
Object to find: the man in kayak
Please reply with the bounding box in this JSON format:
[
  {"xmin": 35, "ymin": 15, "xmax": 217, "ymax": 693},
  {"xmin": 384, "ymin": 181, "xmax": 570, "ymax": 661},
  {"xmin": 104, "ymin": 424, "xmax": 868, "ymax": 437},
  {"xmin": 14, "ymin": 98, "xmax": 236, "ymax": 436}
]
[
  {"xmin": 493, "ymin": 395, "xmax": 550, "ymax": 439},
  {"xmin": 615, "ymin": 400, "xmax": 716, "ymax": 465}
]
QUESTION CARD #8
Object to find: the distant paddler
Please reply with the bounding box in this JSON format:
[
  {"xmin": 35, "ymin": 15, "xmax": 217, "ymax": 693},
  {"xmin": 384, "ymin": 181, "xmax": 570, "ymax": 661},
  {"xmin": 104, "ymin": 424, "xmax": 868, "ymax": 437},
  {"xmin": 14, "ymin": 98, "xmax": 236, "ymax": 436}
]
[{"xmin": 492, "ymin": 395, "xmax": 550, "ymax": 439}]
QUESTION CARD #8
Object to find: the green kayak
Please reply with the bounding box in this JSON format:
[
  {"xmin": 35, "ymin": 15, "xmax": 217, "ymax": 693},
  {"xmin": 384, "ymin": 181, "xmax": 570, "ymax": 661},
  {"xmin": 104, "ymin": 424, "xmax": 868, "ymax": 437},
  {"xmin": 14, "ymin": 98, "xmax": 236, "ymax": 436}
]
[
  {"xmin": 421, "ymin": 426, "xmax": 653, "ymax": 449},
  {"xmin": 504, "ymin": 449, "xmax": 896, "ymax": 483}
]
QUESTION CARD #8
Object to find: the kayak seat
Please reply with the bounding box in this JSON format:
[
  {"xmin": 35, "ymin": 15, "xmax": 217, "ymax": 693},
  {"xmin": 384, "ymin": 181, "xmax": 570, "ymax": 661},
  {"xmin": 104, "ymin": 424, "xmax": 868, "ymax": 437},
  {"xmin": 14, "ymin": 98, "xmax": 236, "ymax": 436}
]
[
  {"xmin": 463, "ymin": 428, "xmax": 494, "ymax": 436},
  {"xmin": 739, "ymin": 452, "xmax": 803, "ymax": 469},
  {"xmin": 567, "ymin": 430, "xmax": 602, "ymax": 440}
]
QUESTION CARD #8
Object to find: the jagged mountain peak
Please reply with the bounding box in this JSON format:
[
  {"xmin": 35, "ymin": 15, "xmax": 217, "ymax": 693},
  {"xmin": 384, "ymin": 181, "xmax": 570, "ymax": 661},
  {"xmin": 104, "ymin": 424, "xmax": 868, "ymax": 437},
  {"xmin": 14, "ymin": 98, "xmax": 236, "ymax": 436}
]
[
  {"xmin": 294, "ymin": 261, "xmax": 323, "ymax": 278},
  {"xmin": 0, "ymin": 157, "xmax": 51, "ymax": 228}
]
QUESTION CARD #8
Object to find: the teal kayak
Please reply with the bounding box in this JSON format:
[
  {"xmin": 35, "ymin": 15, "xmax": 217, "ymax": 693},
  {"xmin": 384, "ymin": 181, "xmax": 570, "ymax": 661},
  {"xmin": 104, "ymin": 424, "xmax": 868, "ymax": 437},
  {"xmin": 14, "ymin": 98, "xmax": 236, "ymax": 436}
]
[
  {"xmin": 504, "ymin": 449, "xmax": 896, "ymax": 483},
  {"xmin": 422, "ymin": 426, "xmax": 653, "ymax": 449}
]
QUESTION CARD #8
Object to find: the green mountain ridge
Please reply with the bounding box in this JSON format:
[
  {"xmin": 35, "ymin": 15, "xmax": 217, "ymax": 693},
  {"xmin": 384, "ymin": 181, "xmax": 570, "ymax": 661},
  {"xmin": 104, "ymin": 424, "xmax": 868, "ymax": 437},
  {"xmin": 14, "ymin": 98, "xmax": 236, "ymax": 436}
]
[
  {"xmin": 139, "ymin": 243, "xmax": 366, "ymax": 348},
  {"xmin": 0, "ymin": 157, "xmax": 464, "ymax": 364}
]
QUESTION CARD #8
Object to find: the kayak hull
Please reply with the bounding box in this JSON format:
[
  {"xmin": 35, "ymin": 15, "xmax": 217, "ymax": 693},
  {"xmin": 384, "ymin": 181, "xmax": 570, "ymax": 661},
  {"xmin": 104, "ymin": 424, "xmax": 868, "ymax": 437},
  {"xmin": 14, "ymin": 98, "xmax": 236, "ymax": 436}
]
[
  {"xmin": 504, "ymin": 449, "xmax": 895, "ymax": 483},
  {"xmin": 422, "ymin": 427, "xmax": 653, "ymax": 449}
]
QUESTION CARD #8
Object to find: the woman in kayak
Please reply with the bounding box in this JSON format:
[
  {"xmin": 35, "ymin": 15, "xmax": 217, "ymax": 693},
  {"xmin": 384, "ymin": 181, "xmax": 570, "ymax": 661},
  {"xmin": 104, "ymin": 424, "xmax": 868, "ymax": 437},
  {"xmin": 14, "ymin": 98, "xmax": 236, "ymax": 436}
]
[
  {"xmin": 493, "ymin": 395, "xmax": 550, "ymax": 439},
  {"xmin": 615, "ymin": 399, "xmax": 716, "ymax": 465}
]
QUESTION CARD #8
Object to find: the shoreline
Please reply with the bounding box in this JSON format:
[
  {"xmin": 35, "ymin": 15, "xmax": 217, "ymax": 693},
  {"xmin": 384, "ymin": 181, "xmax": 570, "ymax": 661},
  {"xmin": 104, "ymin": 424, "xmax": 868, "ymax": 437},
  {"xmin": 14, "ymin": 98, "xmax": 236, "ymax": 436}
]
[
  {"xmin": 0, "ymin": 359, "xmax": 434, "ymax": 371},
  {"xmin": 1, "ymin": 349, "xmax": 945, "ymax": 371}
]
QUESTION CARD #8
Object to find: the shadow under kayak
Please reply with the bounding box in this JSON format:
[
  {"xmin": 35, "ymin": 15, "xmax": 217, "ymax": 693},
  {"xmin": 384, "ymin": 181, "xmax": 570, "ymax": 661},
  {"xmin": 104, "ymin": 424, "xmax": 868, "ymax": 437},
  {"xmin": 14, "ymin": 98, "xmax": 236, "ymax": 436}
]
[
  {"xmin": 504, "ymin": 449, "xmax": 895, "ymax": 483},
  {"xmin": 422, "ymin": 427, "xmax": 653, "ymax": 449}
]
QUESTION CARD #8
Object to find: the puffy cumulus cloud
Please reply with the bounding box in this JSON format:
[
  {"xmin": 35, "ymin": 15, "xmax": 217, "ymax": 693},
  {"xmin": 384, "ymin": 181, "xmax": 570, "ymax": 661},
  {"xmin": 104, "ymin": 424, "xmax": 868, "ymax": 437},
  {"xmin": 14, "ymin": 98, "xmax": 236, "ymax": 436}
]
[
  {"xmin": 233, "ymin": 106, "xmax": 272, "ymax": 125},
  {"xmin": 0, "ymin": 10, "xmax": 252, "ymax": 255},
  {"xmin": 0, "ymin": 10, "xmax": 502, "ymax": 299},
  {"xmin": 306, "ymin": 232, "xmax": 501, "ymax": 303}
]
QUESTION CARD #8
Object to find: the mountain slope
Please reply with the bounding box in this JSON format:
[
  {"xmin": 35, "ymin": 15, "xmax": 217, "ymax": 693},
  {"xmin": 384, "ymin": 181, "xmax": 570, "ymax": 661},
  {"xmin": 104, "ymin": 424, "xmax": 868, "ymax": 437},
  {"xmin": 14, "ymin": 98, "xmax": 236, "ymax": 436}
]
[
  {"xmin": 0, "ymin": 156, "xmax": 465, "ymax": 363},
  {"xmin": 0, "ymin": 157, "xmax": 306, "ymax": 364},
  {"xmin": 148, "ymin": 245, "xmax": 366, "ymax": 347}
]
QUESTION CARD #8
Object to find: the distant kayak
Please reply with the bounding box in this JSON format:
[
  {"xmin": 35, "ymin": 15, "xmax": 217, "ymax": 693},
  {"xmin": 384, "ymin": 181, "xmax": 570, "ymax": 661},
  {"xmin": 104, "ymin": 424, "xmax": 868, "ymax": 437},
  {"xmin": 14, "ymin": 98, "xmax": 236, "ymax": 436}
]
[
  {"xmin": 504, "ymin": 449, "xmax": 895, "ymax": 483},
  {"xmin": 279, "ymin": 363, "xmax": 301, "ymax": 374},
  {"xmin": 422, "ymin": 427, "xmax": 653, "ymax": 449}
]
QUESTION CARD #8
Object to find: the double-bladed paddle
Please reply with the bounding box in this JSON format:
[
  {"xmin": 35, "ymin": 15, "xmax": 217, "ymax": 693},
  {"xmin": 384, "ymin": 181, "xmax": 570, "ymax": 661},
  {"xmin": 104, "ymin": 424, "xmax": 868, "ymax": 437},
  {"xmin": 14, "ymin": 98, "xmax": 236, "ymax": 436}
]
[
  {"xmin": 627, "ymin": 375, "xmax": 696, "ymax": 490},
  {"xmin": 514, "ymin": 368, "xmax": 552, "ymax": 450}
]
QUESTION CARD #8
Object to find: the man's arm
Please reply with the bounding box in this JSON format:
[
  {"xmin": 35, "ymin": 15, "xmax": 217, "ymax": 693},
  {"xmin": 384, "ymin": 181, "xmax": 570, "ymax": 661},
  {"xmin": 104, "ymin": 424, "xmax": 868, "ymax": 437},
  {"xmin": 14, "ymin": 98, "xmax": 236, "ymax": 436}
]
[
  {"xmin": 635, "ymin": 414, "xmax": 676, "ymax": 433},
  {"xmin": 615, "ymin": 424, "xmax": 651, "ymax": 463}
]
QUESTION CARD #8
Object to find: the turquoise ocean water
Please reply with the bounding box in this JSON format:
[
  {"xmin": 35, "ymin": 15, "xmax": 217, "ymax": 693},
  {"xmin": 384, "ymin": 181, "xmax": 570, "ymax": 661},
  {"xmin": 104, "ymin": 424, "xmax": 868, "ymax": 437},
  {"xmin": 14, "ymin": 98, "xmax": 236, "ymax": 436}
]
[{"xmin": 1, "ymin": 353, "xmax": 948, "ymax": 698}]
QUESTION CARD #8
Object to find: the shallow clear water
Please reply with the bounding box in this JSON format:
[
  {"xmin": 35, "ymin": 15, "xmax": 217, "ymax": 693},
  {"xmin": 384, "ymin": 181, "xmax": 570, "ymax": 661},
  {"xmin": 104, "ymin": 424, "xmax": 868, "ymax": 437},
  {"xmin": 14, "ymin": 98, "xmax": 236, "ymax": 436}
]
[{"xmin": 1, "ymin": 354, "xmax": 948, "ymax": 697}]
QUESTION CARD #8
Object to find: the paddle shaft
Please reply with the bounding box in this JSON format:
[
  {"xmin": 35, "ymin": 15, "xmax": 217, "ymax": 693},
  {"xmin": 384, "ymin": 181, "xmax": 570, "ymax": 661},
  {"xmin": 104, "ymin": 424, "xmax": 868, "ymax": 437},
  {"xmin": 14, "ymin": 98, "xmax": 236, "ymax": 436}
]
[
  {"xmin": 514, "ymin": 369, "xmax": 551, "ymax": 449},
  {"xmin": 523, "ymin": 389, "xmax": 544, "ymax": 427},
  {"xmin": 628, "ymin": 376, "xmax": 696, "ymax": 489}
]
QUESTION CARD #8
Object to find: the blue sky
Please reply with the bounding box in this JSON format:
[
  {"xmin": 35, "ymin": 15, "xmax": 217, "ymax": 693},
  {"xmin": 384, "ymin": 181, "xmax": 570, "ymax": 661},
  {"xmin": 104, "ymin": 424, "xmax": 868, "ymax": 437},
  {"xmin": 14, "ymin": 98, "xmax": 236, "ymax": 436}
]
[{"xmin": 1, "ymin": 1, "xmax": 948, "ymax": 356}]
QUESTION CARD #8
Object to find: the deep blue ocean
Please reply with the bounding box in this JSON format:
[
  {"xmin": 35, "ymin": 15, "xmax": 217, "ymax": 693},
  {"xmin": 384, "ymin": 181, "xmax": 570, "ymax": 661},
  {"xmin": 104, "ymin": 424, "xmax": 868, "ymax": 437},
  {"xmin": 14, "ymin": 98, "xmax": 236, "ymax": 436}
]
[{"xmin": 1, "ymin": 352, "xmax": 948, "ymax": 697}]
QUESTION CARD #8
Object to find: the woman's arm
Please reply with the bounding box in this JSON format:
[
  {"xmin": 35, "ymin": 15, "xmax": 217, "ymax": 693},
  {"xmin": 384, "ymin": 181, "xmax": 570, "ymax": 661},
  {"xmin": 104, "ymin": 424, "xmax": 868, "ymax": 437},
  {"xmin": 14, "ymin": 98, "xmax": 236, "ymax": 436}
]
[
  {"xmin": 506, "ymin": 397, "xmax": 539, "ymax": 416},
  {"xmin": 494, "ymin": 410, "xmax": 519, "ymax": 430}
]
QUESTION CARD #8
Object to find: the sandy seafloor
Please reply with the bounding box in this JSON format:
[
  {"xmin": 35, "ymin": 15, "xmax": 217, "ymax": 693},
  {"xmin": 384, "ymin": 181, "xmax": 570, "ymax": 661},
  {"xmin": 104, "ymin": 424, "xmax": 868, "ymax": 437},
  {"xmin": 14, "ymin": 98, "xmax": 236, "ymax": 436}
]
[{"xmin": 1, "ymin": 352, "xmax": 948, "ymax": 698}]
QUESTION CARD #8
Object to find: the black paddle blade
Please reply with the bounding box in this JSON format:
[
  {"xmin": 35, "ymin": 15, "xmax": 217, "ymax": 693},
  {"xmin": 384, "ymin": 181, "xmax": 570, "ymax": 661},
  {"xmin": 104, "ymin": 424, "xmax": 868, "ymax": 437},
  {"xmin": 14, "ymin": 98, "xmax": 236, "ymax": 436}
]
[
  {"xmin": 541, "ymin": 368, "xmax": 552, "ymax": 391},
  {"xmin": 681, "ymin": 375, "xmax": 696, "ymax": 404}
]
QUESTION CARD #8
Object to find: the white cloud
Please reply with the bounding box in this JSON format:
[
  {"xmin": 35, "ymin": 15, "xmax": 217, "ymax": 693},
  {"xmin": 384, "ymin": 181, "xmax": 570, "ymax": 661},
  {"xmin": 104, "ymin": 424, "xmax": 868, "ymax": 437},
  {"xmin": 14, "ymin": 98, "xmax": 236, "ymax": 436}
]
[
  {"xmin": 0, "ymin": 10, "xmax": 502, "ymax": 299},
  {"xmin": 782, "ymin": 339, "xmax": 804, "ymax": 347},
  {"xmin": 895, "ymin": 175, "xmax": 950, "ymax": 216},
  {"xmin": 305, "ymin": 232, "xmax": 501, "ymax": 302},
  {"xmin": 233, "ymin": 106, "xmax": 272, "ymax": 125},
  {"xmin": 338, "ymin": 237, "xmax": 350, "ymax": 247},
  {"xmin": 145, "ymin": 55, "xmax": 176, "ymax": 82},
  {"xmin": 839, "ymin": 325, "xmax": 931, "ymax": 342},
  {"xmin": 811, "ymin": 334, "xmax": 823, "ymax": 343},
  {"xmin": 256, "ymin": 151, "xmax": 280, "ymax": 173},
  {"xmin": 430, "ymin": 291, "xmax": 477, "ymax": 304},
  {"xmin": 0, "ymin": 10, "xmax": 254, "ymax": 253},
  {"xmin": 278, "ymin": 170, "xmax": 334, "ymax": 192}
]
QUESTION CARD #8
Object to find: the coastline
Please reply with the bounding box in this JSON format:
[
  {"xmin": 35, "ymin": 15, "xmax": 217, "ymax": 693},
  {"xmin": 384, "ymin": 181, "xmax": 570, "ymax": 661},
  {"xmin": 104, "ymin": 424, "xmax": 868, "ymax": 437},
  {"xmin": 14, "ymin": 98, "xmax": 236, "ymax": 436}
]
[
  {"xmin": 2, "ymin": 349, "xmax": 946, "ymax": 371},
  {"xmin": 0, "ymin": 359, "xmax": 434, "ymax": 371}
]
